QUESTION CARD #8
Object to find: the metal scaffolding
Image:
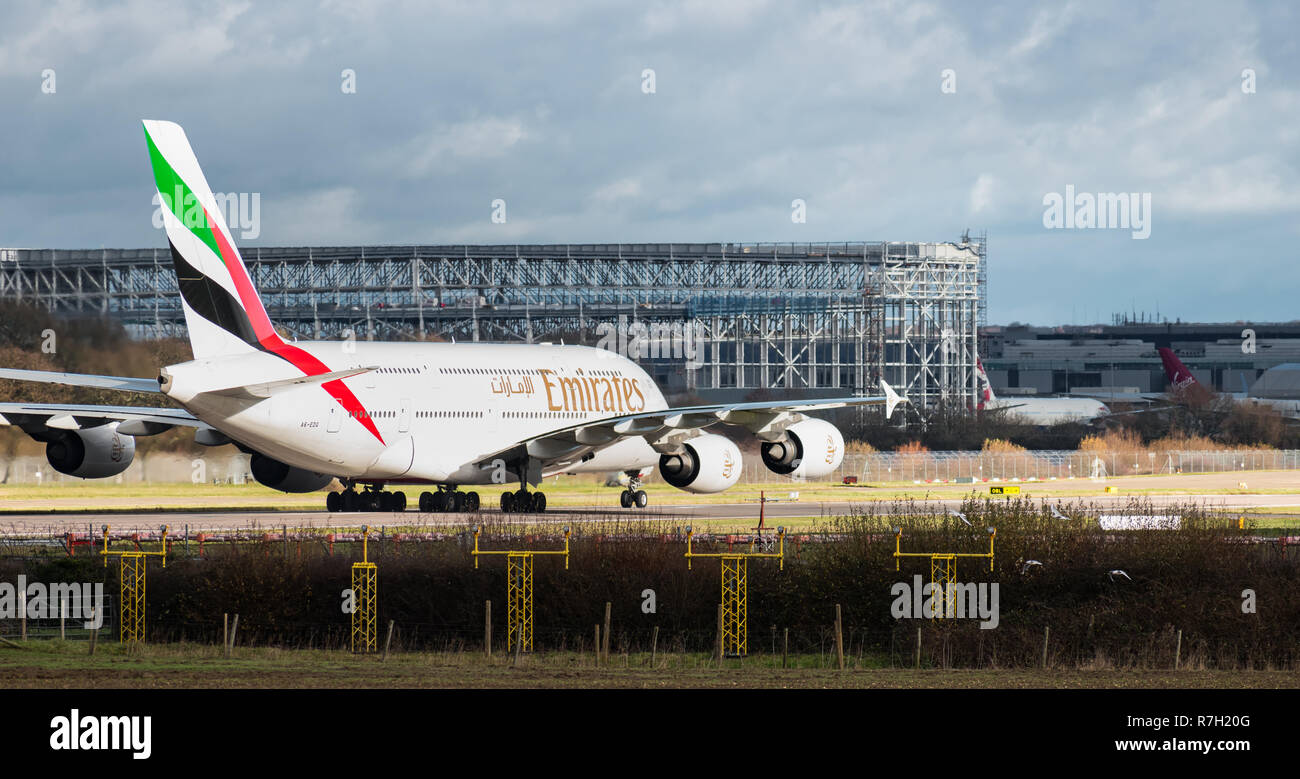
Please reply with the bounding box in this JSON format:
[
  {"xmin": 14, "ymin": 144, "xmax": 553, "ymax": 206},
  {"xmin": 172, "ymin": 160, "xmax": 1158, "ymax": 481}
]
[
  {"xmin": 351, "ymin": 525, "xmax": 377, "ymax": 654},
  {"xmin": 893, "ymin": 527, "xmax": 996, "ymax": 620},
  {"xmin": 470, "ymin": 525, "xmax": 571, "ymax": 654},
  {"xmin": 685, "ymin": 526, "xmax": 785, "ymax": 658},
  {"xmin": 100, "ymin": 524, "xmax": 168, "ymax": 643},
  {"xmin": 0, "ymin": 239, "xmax": 984, "ymax": 412}
]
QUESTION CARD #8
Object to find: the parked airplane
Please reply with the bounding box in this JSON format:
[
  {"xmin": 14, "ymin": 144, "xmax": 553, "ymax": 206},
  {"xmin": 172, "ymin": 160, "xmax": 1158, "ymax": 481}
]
[
  {"xmin": 0, "ymin": 121, "xmax": 907, "ymax": 513},
  {"xmin": 975, "ymin": 360, "xmax": 1111, "ymax": 424},
  {"xmin": 1156, "ymin": 347, "xmax": 1215, "ymax": 404},
  {"xmin": 1158, "ymin": 347, "xmax": 1300, "ymax": 418}
]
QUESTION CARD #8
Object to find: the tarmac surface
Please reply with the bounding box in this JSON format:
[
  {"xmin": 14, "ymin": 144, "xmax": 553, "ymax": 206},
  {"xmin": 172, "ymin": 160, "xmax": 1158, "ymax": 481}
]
[{"xmin": 2, "ymin": 492, "xmax": 1297, "ymax": 534}]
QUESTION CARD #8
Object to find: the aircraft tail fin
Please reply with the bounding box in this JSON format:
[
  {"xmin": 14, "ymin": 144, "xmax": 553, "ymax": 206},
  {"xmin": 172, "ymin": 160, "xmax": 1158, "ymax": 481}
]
[
  {"xmin": 975, "ymin": 359, "xmax": 996, "ymax": 408},
  {"xmin": 1157, "ymin": 347, "xmax": 1200, "ymax": 391},
  {"xmin": 1157, "ymin": 346, "xmax": 1216, "ymax": 405},
  {"xmin": 143, "ymin": 120, "xmax": 283, "ymax": 360},
  {"xmin": 880, "ymin": 380, "xmax": 907, "ymax": 419}
]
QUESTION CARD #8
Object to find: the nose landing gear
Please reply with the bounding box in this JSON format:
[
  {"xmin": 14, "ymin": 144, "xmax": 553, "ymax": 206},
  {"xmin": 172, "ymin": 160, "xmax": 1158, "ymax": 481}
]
[{"xmin": 618, "ymin": 472, "xmax": 648, "ymax": 509}]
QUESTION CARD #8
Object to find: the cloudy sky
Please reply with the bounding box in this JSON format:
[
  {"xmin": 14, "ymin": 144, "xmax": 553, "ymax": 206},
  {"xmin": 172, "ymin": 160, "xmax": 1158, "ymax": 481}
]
[{"xmin": 1, "ymin": 0, "xmax": 1296, "ymax": 325}]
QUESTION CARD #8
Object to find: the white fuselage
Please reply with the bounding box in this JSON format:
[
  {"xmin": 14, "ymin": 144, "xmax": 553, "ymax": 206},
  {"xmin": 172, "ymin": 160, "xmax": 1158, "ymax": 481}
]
[
  {"xmin": 985, "ymin": 397, "xmax": 1109, "ymax": 425},
  {"xmin": 162, "ymin": 342, "xmax": 667, "ymax": 484},
  {"xmin": 1240, "ymin": 396, "xmax": 1300, "ymax": 419}
]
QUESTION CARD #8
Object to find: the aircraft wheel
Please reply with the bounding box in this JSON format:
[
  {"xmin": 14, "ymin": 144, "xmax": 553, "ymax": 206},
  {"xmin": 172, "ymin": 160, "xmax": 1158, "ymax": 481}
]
[
  {"xmin": 533, "ymin": 492, "xmax": 547, "ymax": 513},
  {"xmin": 501, "ymin": 492, "xmax": 515, "ymax": 513},
  {"xmin": 451, "ymin": 492, "xmax": 466, "ymax": 512},
  {"xmin": 418, "ymin": 491, "xmax": 433, "ymax": 512},
  {"xmin": 620, "ymin": 489, "xmax": 633, "ymax": 508},
  {"xmin": 326, "ymin": 491, "xmax": 341, "ymax": 512},
  {"xmin": 633, "ymin": 490, "xmax": 648, "ymax": 508},
  {"xmin": 466, "ymin": 491, "xmax": 480, "ymax": 512},
  {"xmin": 514, "ymin": 489, "xmax": 530, "ymax": 511},
  {"xmin": 342, "ymin": 490, "xmax": 358, "ymax": 512},
  {"xmin": 393, "ymin": 491, "xmax": 407, "ymax": 512}
]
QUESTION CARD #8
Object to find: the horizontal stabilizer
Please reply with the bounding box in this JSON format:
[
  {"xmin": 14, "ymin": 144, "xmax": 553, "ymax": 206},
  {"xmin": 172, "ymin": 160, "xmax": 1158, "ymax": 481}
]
[{"xmin": 202, "ymin": 366, "xmax": 378, "ymax": 399}]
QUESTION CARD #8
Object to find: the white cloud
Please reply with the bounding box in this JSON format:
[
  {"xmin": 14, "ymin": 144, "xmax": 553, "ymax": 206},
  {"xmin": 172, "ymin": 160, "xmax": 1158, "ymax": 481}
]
[
  {"xmin": 590, "ymin": 176, "xmax": 643, "ymax": 204},
  {"xmin": 262, "ymin": 187, "xmax": 379, "ymax": 244},
  {"xmin": 0, "ymin": 0, "xmax": 311, "ymax": 88},
  {"xmin": 1008, "ymin": 2, "xmax": 1080, "ymax": 57},
  {"xmin": 970, "ymin": 174, "xmax": 996, "ymax": 214},
  {"xmin": 1161, "ymin": 156, "xmax": 1300, "ymax": 215},
  {"xmin": 404, "ymin": 117, "xmax": 529, "ymax": 176},
  {"xmin": 638, "ymin": 0, "xmax": 772, "ymax": 36},
  {"xmin": 4, "ymin": 0, "xmax": 1300, "ymax": 324}
]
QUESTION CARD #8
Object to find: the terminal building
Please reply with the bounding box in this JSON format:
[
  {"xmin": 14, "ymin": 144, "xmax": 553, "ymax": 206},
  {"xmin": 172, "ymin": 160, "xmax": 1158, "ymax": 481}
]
[{"xmin": 980, "ymin": 321, "xmax": 1300, "ymax": 399}]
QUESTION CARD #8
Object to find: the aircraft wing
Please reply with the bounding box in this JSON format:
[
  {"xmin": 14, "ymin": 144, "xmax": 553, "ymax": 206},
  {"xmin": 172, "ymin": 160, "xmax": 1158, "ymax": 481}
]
[
  {"xmin": 0, "ymin": 402, "xmax": 203, "ymax": 436},
  {"xmin": 0, "ymin": 368, "xmax": 161, "ymax": 394},
  {"xmin": 1066, "ymin": 390, "xmax": 1164, "ymax": 403},
  {"xmin": 473, "ymin": 380, "xmax": 906, "ymax": 476},
  {"xmin": 1102, "ymin": 405, "xmax": 1171, "ymax": 417}
]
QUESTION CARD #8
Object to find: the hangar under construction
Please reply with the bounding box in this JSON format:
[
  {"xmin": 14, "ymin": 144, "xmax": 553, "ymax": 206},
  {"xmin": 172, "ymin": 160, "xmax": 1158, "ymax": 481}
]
[{"xmin": 0, "ymin": 238, "xmax": 986, "ymax": 413}]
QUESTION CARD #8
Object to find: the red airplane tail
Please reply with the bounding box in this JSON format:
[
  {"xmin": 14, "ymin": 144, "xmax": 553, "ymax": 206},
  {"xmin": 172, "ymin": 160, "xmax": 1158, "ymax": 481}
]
[
  {"xmin": 1158, "ymin": 348, "xmax": 1197, "ymax": 389},
  {"xmin": 1158, "ymin": 347, "xmax": 1211, "ymax": 403}
]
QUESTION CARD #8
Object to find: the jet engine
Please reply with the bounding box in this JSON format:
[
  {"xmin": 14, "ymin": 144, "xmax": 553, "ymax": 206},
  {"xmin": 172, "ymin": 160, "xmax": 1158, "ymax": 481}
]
[
  {"xmin": 250, "ymin": 453, "xmax": 334, "ymax": 493},
  {"xmin": 658, "ymin": 434, "xmax": 742, "ymax": 494},
  {"xmin": 45, "ymin": 424, "xmax": 136, "ymax": 478},
  {"xmin": 760, "ymin": 418, "xmax": 844, "ymax": 479}
]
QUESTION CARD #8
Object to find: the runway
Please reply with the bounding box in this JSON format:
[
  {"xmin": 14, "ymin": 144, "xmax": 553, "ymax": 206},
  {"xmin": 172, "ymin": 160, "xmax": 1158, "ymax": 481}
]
[{"xmin": 2, "ymin": 492, "xmax": 1296, "ymax": 534}]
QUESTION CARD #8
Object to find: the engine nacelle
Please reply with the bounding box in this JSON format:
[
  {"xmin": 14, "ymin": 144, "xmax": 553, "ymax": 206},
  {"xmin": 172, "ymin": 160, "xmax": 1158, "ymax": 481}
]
[
  {"xmin": 45, "ymin": 425, "xmax": 136, "ymax": 478},
  {"xmin": 250, "ymin": 453, "xmax": 334, "ymax": 493},
  {"xmin": 760, "ymin": 418, "xmax": 844, "ymax": 479},
  {"xmin": 658, "ymin": 434, "xmax": 742, "ymax": 494}
]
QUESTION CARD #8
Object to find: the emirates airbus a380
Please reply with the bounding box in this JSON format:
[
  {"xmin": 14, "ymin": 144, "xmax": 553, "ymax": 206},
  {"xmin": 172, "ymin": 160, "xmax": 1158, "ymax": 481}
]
[{"xmin": 0, "ymin": 121, "xmax": 906, "ymax": 514}]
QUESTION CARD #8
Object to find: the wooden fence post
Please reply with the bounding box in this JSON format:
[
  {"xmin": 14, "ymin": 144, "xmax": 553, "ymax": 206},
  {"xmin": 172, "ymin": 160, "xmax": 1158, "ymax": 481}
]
[
  {"xmin": 603, "ymin": 602, "xmax": 612, "ymax": 664},
  {"xmin": 227, "ymin": 614, "xmax": 239, "ymax": 658},
  {"xmin": 715, "ymin": 604, "xmax": 724, "ymax": 666},
  {"xmin": 834, "ymin": 605, "xmax": 845, "ymax": 670}
]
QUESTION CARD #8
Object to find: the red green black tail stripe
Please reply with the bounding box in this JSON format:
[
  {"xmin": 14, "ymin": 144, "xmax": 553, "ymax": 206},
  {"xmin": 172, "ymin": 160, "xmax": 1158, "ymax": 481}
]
[{"xmin": 145, "ymin": 123, "xmax": 384, "ymax": 445}]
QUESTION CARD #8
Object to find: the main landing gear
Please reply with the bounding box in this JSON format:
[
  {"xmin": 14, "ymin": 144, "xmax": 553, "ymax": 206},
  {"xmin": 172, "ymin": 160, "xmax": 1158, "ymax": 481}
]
[
  {"xmin": 326, "ymin": 485, "xmax": 407, "ymax": 513},
  {"xmin": 497, "ymin": 457, "xmax": 547, "ymax": 513},
  {"xmin": 619, "ymin": 472, "xmax": 649, "ymax": 509},
  {"xmin": 417, "ymin": 486, "xmax": 481, "ymax": 513},
  {"xmin": 501, "ymin": 488, "xmax": 546, "ymax": 513}
]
